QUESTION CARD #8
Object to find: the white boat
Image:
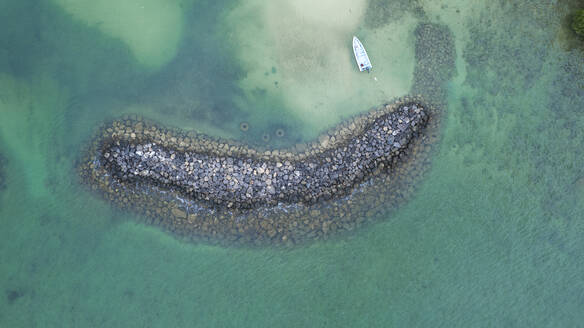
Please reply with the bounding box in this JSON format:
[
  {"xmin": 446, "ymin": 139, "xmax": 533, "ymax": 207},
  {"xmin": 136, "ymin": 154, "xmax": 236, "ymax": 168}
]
[{"xmin": 353, "ymin": 36, "xmax": 372, "ymax": 72}]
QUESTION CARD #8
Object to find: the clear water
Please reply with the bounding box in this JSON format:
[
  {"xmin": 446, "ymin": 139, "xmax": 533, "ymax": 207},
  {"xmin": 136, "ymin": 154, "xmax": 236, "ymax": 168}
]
[{"xmin": 0, "ymin": 0, "xmax": 583, "ymax": 326}]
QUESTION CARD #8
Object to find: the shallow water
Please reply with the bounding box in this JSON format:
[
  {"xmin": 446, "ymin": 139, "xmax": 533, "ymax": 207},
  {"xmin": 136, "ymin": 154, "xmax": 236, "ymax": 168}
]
[{"xmin": 1, "ymin": 0, "xmax": 583, "ymax": 326}]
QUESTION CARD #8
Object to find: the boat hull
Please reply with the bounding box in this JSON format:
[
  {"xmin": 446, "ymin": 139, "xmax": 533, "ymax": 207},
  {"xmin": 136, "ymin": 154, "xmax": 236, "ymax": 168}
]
[{"xmin": 353, "ymin": 36, "xmax": 372, "ymax": 72}]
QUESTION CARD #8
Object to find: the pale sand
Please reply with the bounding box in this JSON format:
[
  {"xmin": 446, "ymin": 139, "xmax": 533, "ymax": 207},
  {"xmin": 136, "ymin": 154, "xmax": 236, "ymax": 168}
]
[
  {"xmin": 52, "ymin": 0, "xmax": 185, "ymax": 69},
  {"xmin": 226, "ymin": 0, "xmax": 417, "ymax": 135}
]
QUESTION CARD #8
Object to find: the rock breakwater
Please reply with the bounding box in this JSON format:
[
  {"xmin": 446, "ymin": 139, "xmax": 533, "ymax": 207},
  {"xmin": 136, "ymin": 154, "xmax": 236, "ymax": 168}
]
[
  {"xmin": 79, "ymin": 97, "xmax": 441, "ymax": 246},
  {"xmin": 104, "ymin": 103, "xmax": 427, "ymax": 210}
]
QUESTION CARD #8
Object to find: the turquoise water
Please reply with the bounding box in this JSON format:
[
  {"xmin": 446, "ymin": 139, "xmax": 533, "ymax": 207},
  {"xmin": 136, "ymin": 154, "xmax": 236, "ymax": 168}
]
[{"xmin": 1, "ymin": 0, "xmax": 583, "ymax": 326}]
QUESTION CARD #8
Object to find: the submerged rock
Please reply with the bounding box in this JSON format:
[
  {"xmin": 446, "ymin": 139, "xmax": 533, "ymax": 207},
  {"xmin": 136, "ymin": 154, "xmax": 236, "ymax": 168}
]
[
  {"xmin": 0, "ymin": 153, "xmax": 5, "ymax": 191},
  {"xmin": 412, "ymin": 22, "xmax": 456, "ymax": 108}
]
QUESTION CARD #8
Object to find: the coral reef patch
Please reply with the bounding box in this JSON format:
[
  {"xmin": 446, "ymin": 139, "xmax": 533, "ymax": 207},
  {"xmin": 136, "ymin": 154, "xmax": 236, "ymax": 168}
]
[{"xmin": 411, "ymin": 23, "xmax": 456, "ymax": 108}]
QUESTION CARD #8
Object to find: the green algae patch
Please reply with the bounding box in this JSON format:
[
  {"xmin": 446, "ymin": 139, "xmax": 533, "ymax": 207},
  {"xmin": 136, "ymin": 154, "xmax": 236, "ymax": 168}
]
[
  {"xmin": 571, "ymin": 9, "xmax": 584, "ymax": 37},
  {"xmin": 53, "ymin": 0, "xmax": 185, "ymax": 69}
]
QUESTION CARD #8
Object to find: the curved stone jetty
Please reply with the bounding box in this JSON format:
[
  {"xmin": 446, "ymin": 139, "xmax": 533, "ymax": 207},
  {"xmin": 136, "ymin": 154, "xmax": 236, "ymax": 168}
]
[
  {"xmin": 104, "ymin": 104, "xmax": 427, "ymax": 210},
  {"xmin": 79, "ymin": 97, "xmax": 441, "ymax": 246}
]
